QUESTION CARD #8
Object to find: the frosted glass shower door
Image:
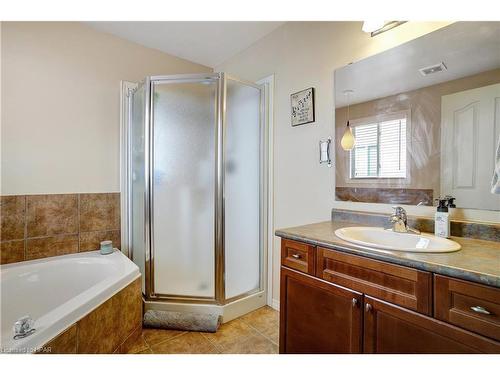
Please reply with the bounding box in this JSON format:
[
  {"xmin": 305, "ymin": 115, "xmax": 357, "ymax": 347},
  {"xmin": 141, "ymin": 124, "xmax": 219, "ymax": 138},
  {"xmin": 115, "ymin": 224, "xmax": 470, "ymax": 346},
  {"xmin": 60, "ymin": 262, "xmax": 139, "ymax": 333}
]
[
  {"xmin": 130, "ymin": 83, "xmax": 146, "ymax": 293},
  {"xmin": 224, "ymin": 78, "xmax": 263, "ymax": 300},
  {"xmin": 152, "ymin": 78, "xmax": 217, "ymax": 299}
]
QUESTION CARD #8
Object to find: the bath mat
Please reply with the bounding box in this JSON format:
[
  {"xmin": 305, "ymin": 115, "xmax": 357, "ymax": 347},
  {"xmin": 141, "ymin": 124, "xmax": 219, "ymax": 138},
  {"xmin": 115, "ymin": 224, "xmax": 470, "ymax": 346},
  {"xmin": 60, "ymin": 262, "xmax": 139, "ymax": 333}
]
[{"xmin": 143, "ymin": 310, "xmax": 221, "ymax": 333}]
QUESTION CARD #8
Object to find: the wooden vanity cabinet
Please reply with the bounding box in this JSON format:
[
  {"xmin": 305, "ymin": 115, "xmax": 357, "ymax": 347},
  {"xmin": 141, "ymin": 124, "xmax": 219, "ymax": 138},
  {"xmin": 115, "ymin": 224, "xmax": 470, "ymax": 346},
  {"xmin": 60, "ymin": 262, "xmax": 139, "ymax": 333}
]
[
  {"xmin": 363, "ymin": 296, "xmax": 500, "ymax": 353},
  {"xmin": 279, "ymin": 238, "xmax": 500, "ymax": 354},
  {"xmin": 280, "ymin": 267, "xmax": 363, "ymax": 353}
]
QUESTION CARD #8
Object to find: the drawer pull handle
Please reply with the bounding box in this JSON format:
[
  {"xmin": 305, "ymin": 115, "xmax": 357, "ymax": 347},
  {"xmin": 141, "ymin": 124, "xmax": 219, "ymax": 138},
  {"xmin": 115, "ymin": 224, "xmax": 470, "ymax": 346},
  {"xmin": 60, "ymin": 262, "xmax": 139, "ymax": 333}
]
[
  {"xmin": 352, "ymin": 298, "xmax": 358, "ymax": 307},
  {"xmin": 291, "ymin": 254, "xmax": 301, "ymax": 259},
  {"xmin": 365, "ymin": 303, "xmax": 372, "ymax": 313},
  {"xmin": 470, "ymin": 306, "xmax": 491, "ymax": 315}
]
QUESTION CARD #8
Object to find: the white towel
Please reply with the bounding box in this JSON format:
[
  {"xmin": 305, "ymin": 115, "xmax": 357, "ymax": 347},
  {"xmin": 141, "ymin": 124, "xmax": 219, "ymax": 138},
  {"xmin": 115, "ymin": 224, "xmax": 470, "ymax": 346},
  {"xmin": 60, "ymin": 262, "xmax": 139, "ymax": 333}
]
[{"xmin": 491, "ymin": 135, "xmax": 500, "ymax": 194}]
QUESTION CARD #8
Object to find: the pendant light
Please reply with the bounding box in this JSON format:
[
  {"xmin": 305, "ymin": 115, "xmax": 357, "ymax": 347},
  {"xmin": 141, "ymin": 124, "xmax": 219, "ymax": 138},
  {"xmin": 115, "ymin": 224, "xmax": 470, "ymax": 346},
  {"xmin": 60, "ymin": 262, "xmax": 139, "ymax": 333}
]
[{"xmin": 340, "ymin": 90, "xmax": 355, "ymax": 151}]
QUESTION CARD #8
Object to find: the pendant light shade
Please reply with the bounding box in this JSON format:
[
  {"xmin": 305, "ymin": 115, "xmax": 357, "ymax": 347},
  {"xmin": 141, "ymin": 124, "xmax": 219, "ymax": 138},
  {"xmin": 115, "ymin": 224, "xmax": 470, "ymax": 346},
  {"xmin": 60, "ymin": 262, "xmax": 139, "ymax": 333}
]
[
  {"xmin": 341, "ymin": 121, "xmax": 355, "ymax": 151},
  {"xmin": 341, "ymin": 90, "xmax": 355, "ymax": 151}
]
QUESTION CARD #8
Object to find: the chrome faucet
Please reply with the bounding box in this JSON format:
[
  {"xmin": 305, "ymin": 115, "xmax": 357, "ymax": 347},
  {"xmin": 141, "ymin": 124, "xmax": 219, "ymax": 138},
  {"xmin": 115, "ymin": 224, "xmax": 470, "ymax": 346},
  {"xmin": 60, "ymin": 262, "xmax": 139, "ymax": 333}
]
[
  {"xmin": 13, "ymin": 315, "xmax": 36, "ymax": 340},
  {"xmin": 389, "ymin": 206, "xmax": 420, "ymax": 234}
]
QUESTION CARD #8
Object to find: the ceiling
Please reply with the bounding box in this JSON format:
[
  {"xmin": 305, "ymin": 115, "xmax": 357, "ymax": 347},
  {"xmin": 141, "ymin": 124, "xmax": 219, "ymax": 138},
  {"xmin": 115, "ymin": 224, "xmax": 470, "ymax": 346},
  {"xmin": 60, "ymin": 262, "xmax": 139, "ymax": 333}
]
[
  {"xmin": 335, "ymin": 22, "xmax": 500, "ymax": 107},
  {"xmin": 85, "ymin": 21, "xmax": 285, "ymax": 67}
]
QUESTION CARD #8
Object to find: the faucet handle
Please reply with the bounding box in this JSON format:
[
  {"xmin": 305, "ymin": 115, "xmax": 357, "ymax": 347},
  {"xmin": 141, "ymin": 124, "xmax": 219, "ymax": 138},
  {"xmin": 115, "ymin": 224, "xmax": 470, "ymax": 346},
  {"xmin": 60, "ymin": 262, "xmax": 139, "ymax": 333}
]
[
  {"xmin": 388, "ymin": 215, "xmax": 400, "ymax": 224},
  {"xmin": 391, "ymin": 206, "xmax": 408, "ymax": 227},
  {"xmin": 391, "ymin": 206, "xmax": 406, "ymax": 215},
  {"xmin": 13, "ymin": 315, "xmax": 36, "ymax": 339}
]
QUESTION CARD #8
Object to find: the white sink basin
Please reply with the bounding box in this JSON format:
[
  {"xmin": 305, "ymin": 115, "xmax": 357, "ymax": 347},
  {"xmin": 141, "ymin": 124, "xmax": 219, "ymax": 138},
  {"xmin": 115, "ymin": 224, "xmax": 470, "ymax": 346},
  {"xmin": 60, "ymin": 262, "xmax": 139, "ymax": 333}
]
[{"xmin": 334, "ymin": 227, "xmax": 461, "ymax": 253}]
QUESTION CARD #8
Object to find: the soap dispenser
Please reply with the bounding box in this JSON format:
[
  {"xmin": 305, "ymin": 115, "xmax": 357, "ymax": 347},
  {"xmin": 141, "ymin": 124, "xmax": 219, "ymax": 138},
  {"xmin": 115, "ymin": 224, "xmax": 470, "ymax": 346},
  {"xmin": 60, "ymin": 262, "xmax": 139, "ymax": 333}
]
[
  {"xmin": 445, "ymin": 195, "xmax": 456, "ymax": 209},
  {"xmin": 434, "ymin": 198, "xmax": 450, "ymax": 238}
]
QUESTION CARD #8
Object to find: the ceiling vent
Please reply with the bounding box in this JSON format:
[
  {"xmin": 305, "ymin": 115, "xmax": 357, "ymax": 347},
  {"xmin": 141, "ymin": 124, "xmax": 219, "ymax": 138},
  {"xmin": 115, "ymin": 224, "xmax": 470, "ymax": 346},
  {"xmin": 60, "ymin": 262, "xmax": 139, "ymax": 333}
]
[{"xmin": 419, "ymin": 62, "xmax": 447, "ymax": 76}]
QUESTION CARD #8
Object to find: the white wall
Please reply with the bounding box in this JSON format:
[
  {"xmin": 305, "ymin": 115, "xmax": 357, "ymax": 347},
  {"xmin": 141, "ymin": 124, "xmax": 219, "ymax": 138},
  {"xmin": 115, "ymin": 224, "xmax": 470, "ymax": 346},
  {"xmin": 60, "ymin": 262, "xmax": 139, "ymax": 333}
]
[
  {"xmin": 0, "ymin": 23, "xmax": 3, "ymax": 193},
  {"xmin": 1, "ymin": 22, "xmax": 211, "ymax": 195},
  {"xmin": 215, "ymin": 21, "xmax": 454, "ymax": 302}
]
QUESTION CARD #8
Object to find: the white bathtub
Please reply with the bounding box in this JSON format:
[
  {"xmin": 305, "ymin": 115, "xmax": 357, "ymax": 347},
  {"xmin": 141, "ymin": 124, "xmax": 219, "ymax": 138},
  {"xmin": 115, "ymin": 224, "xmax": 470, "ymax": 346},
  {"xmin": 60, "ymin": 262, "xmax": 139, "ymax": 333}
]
[{"xmin": 0, "ymin": 250, "xmax": 140, "ymax": 353}]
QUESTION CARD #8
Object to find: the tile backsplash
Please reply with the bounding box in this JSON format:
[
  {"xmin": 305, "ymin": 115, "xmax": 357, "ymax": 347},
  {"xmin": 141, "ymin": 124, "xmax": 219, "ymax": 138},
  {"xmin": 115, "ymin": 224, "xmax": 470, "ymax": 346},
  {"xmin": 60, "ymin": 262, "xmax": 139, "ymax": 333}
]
[{"xmin": 0, "ymin": 193, "xmax": 121, "ymax": 264}]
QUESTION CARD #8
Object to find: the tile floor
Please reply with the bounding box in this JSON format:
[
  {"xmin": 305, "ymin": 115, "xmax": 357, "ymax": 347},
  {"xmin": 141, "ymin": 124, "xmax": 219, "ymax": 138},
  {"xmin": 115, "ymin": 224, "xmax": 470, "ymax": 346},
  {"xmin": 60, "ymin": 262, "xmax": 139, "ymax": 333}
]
[{"xmin": 124, "ymin": 306, "xmax": 279, "ymax": 354}]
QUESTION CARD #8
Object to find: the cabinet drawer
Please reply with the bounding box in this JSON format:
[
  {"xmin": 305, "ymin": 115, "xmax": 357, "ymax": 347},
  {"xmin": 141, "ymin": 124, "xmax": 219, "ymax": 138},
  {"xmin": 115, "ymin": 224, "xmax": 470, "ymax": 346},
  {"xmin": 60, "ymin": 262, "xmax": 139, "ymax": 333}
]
[
  {"xmin": 316, "ymin": 247, "xmax": 432, "ymax": 314},
  {"xmin": 434, "ymin": 275, "xmax": 500, "ymax": 341},
  {"xmin": 281, "ymin": 239, "xmax": 315, "ymax": 275}
]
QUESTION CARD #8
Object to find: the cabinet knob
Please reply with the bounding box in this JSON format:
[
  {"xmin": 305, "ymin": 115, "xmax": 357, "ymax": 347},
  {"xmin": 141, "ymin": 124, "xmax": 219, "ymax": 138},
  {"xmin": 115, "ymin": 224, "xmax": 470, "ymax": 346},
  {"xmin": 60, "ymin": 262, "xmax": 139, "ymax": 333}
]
[
  {"xmin": 352, "ymin": 298, "xmax": 358, "ymax": 307},
  {"xmin": 291, "ymin": 254, "xmax": 301, "ymax": 259},
  {"xmin": 365, "ymin": 303, "xmax": 372, "ymax": 313},
  {"xmin": 470, "ymin": 306, "xmax": 491, "ymax": 315}
]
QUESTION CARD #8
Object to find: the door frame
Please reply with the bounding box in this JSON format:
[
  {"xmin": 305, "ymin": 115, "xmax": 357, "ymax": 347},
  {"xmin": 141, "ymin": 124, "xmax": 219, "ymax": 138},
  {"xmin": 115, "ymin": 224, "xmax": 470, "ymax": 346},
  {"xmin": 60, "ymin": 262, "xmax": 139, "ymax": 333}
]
[
  {"xmin": 256, "ymin": 75, "xmax": 276, "ymax": 309},
  {"xmin": 119, "ymin": 80, "xmax": 138, "ymax": 258}
]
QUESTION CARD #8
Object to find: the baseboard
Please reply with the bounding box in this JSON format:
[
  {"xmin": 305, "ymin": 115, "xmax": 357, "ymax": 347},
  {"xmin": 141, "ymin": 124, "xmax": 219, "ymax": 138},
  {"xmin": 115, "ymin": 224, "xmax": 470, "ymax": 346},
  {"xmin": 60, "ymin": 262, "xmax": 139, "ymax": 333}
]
[{"xmin": 270, "ymin": 298, "xmax": 280, "ymax": 311}]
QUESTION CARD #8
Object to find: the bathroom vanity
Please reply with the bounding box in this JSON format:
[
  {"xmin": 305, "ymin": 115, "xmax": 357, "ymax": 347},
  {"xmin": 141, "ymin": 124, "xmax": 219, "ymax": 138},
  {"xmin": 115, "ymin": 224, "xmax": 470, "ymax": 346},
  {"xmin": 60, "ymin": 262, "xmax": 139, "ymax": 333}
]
[{"xmin": 276, "ymin": 220, "xmax": 500, "ymax": 354}]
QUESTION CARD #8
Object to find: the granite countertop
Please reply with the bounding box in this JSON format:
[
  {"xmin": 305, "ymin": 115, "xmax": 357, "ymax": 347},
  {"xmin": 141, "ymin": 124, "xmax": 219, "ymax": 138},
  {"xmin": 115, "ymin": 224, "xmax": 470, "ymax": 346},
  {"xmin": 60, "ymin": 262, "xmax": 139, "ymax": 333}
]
[{"xmin": 275, "ymin": 220, "xmax": 500, "ymax": 288}]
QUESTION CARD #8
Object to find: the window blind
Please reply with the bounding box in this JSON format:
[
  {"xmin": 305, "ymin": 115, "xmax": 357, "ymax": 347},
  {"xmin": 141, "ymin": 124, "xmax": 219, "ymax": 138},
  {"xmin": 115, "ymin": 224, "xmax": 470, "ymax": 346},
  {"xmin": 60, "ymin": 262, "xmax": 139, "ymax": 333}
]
[{"xmin": 350, "ymin": 116, "xmax": 407, "ymax": 179}]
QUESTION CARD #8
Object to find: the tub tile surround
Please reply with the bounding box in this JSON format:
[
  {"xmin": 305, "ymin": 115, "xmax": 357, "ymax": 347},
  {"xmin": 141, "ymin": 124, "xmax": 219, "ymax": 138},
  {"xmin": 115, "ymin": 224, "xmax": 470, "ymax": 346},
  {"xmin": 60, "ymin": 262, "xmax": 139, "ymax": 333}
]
[
  {"xmin": 37, "ymin": 277, "xmax": 142, "ymax": 354},
  {"xmin": 26, "ymin": 234, "xmax": 80, "ymax": 260},
  {"xmin": 0, "ymin": 193, "xmax": 121, "ymax": 264},
  {"xmin": 27, "ymin": 194, "xmax": 79, "ymax": 237},
  {"xmin": 79, "ymin": 193, "xmax": 121, "ymax": 232},
  {"xmin": 0, "ymin": 195, "xmax": 26, "ymax": 240},
  {"xmin": 0, "ymin": 240, "xmax": 25, "ymax": 264},
  {"xmin": 80, "ymin": 230, "xmax": 121, "ymax": 252}
]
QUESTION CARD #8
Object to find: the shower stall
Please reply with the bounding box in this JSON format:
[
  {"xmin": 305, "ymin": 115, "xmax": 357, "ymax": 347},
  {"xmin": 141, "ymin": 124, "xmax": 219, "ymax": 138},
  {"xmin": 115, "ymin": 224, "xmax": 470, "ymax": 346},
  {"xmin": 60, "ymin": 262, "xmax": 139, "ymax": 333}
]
[{"xmin": 125, "ymin": 73, "xmax": 268, "ymax": 320}]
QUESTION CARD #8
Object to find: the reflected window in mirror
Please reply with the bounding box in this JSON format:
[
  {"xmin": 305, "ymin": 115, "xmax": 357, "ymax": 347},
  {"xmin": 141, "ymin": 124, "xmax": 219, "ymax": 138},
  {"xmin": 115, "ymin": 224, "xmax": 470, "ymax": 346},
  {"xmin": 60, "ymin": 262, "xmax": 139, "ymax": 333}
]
[{"xmin": 350, "ymin": 112, "xmax": 408, "ymax": 179}]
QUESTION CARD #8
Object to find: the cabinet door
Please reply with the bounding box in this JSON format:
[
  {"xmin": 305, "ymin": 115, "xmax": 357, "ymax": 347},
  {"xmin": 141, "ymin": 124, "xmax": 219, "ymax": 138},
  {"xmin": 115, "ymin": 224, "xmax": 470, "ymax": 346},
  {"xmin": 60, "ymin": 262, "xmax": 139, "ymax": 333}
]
[
  {"xmin": 280, "ymin": 267, "xmax": 363, "ymax": 353},
  {"xmin": 363, "ymin": 296, "xmax": 500, "ymax": 354}
]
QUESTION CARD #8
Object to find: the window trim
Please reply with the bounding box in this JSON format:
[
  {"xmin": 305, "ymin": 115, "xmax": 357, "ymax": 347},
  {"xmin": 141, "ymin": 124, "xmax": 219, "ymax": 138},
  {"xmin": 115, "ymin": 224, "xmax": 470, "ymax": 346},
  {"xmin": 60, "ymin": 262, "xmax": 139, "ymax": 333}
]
[{"xmin": 346, "ymin": 110, "xmax": 411, "ymax": 183}]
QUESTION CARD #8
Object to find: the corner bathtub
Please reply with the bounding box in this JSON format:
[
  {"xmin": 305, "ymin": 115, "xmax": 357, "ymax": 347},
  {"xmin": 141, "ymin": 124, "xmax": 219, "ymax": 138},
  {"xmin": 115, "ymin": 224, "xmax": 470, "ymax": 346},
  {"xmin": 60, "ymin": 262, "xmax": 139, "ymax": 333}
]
[{"xmin": 0, "ymin": 250, "xmax": 140, "ymax": 353}]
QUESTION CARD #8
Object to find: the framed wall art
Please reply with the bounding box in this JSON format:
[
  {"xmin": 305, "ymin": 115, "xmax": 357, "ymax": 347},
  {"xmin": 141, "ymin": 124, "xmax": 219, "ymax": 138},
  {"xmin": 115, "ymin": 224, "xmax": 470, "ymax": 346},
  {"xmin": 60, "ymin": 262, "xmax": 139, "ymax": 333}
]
[{"xmin": 291, "ymin": 87, "xmax": 315, "ymax": 126}]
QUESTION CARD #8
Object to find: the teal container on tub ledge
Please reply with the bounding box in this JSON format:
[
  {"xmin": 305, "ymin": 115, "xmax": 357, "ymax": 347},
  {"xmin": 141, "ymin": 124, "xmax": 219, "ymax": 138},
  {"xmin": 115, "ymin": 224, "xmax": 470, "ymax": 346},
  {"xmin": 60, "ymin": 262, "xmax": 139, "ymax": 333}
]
[{"xmin": 100, "ymin": 240, "xmax": 114, "ymax": 255}]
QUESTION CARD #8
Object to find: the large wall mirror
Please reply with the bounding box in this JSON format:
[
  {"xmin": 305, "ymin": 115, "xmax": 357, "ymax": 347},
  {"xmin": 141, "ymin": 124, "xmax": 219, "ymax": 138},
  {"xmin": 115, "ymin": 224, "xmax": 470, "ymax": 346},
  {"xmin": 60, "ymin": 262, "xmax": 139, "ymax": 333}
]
[{"xmin": 334, "ymin": 22, "xmax": 500, "ymax": 211}]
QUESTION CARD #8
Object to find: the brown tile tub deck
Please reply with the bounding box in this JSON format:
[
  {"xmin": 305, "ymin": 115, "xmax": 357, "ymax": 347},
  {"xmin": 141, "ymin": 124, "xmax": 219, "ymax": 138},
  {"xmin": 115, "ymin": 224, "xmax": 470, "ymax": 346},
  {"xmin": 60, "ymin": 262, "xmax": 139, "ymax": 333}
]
[{"xmin": 37, "ymin": 277, "xmax": 142, "ymax": 354}]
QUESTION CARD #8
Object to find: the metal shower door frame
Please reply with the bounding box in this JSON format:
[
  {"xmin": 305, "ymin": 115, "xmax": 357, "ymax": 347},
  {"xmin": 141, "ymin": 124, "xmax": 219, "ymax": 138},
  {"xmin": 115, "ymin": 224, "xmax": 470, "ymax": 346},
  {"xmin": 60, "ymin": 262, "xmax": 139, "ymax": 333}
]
[{"xmin": 133, "ymin": 72, "xmax": 267, "ymax": 305}]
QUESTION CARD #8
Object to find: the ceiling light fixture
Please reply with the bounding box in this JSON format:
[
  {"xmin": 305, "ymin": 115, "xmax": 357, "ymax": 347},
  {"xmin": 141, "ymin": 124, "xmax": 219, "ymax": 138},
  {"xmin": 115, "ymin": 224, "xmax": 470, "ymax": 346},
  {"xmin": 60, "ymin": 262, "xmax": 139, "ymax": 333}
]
[
  {"xmin": 362, "ymin": 21, "xmax": 386, "ymax": 33},
  {"xmin": 362, "ymin": 21, "xmax": 407, "ymax": 37}
]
